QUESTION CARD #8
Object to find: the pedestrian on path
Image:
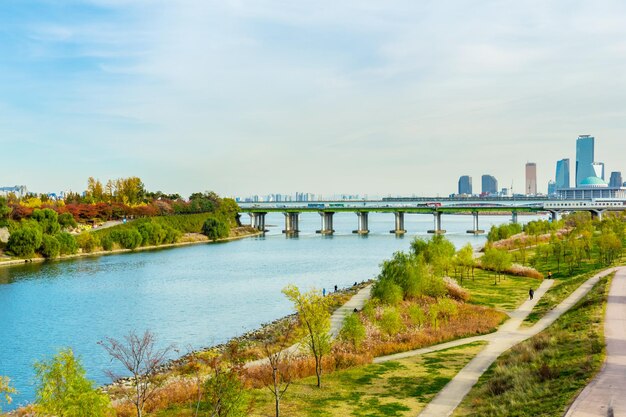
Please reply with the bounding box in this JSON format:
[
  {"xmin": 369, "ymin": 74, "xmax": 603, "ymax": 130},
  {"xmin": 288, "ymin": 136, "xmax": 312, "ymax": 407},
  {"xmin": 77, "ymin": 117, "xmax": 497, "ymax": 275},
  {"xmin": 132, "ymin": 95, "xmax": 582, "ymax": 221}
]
[
  {"xmin": 323, "ymin": 288, "xmax": 326, "ymax": 297},
  {"xmin": 529, "ymin": 288, "xmax": 534, "ymax": 300}
]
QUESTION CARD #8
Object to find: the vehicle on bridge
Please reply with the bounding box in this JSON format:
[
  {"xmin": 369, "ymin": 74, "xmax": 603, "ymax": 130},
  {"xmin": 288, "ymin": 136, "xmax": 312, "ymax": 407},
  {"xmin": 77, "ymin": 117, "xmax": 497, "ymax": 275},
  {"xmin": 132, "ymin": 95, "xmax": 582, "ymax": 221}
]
[
  {"xmin": 544, "ymin": 199, "xmax": 626, "ymax": 210},
  {"xmin": 307, "ymin": 203, "xmax": 326, "ymax": 209}
]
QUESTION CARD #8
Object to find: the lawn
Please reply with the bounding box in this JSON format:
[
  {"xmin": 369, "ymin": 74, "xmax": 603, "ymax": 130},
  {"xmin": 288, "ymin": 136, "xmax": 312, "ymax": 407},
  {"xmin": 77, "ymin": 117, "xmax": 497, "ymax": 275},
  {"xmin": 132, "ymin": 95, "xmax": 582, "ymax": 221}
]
[
  {"xmin": 246, "ymin": 341, "xmax": 486, "ymax": 417},
  {"xmin": 459, "ymin": 268, "xmax": 540, "ymax": 311},
  {"xmin": 453, "ymin": 274, "xmax": 612, "ymax": 417}
]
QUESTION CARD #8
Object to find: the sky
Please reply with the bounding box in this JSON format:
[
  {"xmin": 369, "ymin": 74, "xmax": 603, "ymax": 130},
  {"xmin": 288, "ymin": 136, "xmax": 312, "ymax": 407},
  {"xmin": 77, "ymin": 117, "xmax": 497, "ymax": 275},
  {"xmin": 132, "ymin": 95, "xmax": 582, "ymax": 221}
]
[{"xmin": 1, "ymin": 0, "xmax": 626, "ymax": 198}]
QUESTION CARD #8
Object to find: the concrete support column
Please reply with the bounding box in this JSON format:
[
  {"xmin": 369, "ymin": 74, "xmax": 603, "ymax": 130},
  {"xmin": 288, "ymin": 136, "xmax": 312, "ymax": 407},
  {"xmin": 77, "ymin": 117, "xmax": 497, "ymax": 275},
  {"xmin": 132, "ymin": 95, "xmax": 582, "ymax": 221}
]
[
  {"xmin": 590, "ymin": 210, "xmax": 605, "ymax": 221},
  {"xmin": 353, "ymin": 212, "xmax": 369, "ymax": 235},
  {"xmin": 251, "ymin": 212, "xmax": 267, "ymax": 232},
  {"xmin": 466, "ymin": 211, "xmax": 485, "ymax": 234},
  {"xmin": 512, "ymin": 211, "xmax": 519, "ymax": 224},
  {"xmin": 316, "ymin": 212, "xmax": 335, "ymax": 235},
  {"xmin": 282, "ymin": 212, "xmax": 300, "ymax": 235},
  {"xmin": 549, "ymin": 210, "xmax": 560, "ymax": 223},
  {"xmin": 390, "ymin": 211, "xmax": 406, "ymax": 234},
  {"xmin": 428, "ymin": 212, "xmax": 446, "ymax": 234}
]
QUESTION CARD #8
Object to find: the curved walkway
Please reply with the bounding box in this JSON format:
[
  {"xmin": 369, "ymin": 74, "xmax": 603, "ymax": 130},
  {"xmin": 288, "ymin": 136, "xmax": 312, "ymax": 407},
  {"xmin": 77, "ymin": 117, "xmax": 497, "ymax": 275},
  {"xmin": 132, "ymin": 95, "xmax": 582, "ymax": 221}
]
[
  {"xmin": 416, "ymin": 267, "xmax": 619, "ymax": 417},
  {"xmin": 565, "ymin": 266, "xmax": 626, "ymax": 417}
]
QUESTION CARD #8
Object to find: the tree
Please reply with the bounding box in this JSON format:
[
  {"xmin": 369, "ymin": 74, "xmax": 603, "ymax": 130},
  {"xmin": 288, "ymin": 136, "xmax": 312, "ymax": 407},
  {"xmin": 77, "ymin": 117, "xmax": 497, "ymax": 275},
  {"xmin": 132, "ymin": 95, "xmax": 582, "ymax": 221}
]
[
  {"xmin": 32, "ymin": 208, "xmax": 61, "ymax": 235},
  {"xmin": 203, "ymin": 360, "xmax": 248, "ymax": 417},
  {"xmin": 282, "ymin": 285, "xmax": 331, "ymax": 388},
  {"xmin": 202, "ymin": 218, "xmax": 230, "ymax": 241},
  {"xmin": 339, "ymin": 313, "xmax": 366, "ymax": 350},
  {"xmin": 7, "ymin": 226, "xmax": 43, "ymax": 257},
  {"xmin": 0, "ymin": 197, "xmax": 10, "ymax": 227},
  {"xmin": 34, "ymin": 348, "xmax": 112, "ymax": 417},
  {"xmin": 261, "ymin": 326, "xmax": 295, "ymax": 417},
  {"xmin": 40, "ymin": 234, "xmax": 61, "ymax": 258},
  {"xmin": 99, "ymin": 330, "xmax": 173, "ymax": 417},
  {"xmin": 455, "ymin": 244, "xmax": 475, "ymax": 284},
  {"xmin": 0, "ymin": 376, "xmax": 16, "ymax": 412},
  {"xmin": 58, "ymin": 212, "xmax": 78, "ymax": 229}
]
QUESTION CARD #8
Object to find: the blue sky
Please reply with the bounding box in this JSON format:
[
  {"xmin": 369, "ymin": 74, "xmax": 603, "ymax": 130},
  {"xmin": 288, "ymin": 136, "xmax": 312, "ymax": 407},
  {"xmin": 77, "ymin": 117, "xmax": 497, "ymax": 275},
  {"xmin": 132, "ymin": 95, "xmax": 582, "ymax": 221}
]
[{"xmin": 1, "ymin": 0, "xmax": 626, "ymax": 197}]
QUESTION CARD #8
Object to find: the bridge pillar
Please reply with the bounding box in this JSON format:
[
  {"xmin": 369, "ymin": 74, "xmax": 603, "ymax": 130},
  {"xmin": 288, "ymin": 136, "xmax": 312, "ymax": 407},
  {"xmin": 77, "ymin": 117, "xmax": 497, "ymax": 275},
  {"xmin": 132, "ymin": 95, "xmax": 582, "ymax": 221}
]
[
  {"xmin": 282, "ymin": 212, "xmax": 300, "ymax": 235},
  {"xmin": 250, "ymin": 212, "xmax": 267, "ymax": 232},
  {"xmin": 428, "ymin": 212, "xmax": 446, "ymax": 234},
  {"xmin": 590, "ymin": 210, "xmax": 605, "ymax": 221},
  {"xmin": 466, "ymin": 211, "xmax": 485, "ymax": 234},
  {"xmin": 390, "ymin": 211, "xmax": 406, "ymax": 234},
  {"xmin": 511, "ymin": 211, "xmax": 519, "ymax": 224},
  {"xmin": 353, "ymin": 212, "xmax": 369, "ymax": 235},
  {"xmin": 316, "ymin": 212, "xmax": 335, "ymax": 235},
  {"xmin": 548, "ymin": 210, "xmax": 561, "ymax": 222}
]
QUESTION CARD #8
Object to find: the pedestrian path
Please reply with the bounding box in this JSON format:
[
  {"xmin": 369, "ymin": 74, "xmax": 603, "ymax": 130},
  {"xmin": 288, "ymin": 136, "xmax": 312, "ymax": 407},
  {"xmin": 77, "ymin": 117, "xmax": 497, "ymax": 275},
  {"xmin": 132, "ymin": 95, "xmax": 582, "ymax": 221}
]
[
  {"xmin": 417, "ymin": 267, "xmax": 618, "ymax": 417},
  {"xmin": 564, "ymin": 267, "xmax": 626, "ymax": 417}
]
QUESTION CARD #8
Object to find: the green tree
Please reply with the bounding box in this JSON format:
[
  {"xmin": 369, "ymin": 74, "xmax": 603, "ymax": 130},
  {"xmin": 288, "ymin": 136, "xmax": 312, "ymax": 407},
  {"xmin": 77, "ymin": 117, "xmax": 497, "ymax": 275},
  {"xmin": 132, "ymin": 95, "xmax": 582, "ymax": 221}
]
[
  {"xmin": 58, "ymin": 212, "xmax": 78, "ymax": 229},
  {"xmin": 202, "ymin": 217, "xmax": 230, "ymax": 241},
  {"xmin": 0, "ymin": 197, "xmax": 10, "ymax": 227},
  {"xmin": 282, "ymin": 285, "xmax": 331, "ymax": 388},
  {"xmin": 56, "ymin": 232, "xmax": 79, "ymax": 255},
  {"xmin": 340, "ymin": 313, "xmax": 366, "ymax": 349},
  {"xmin": 7, "ymin": 226, "xmax": 43, "ymax": 257},
  {"xmin": 34, "ymin": 348, "xmax": 112, "ymax": 417},
  {"xmin": 40, "ymin": 234, "xmax": 61, "ymax": 258},
  {"xmin": 76, "ymin": 232, "xmax": 100, "ymax": 253},
  {"xmin": 203, "ymin": 363, "xmax": 248, "ymax": 417},
  {"xmin": 0, "ymin": 376, "xmax": 16, "ymax": 412},
  {"xmin": 32, "ymin": 208, "xmax": 61, "ymax": 235},
  {"xmin": 456, "ymin": 243, "xmax": 475, "ymax": 283}
]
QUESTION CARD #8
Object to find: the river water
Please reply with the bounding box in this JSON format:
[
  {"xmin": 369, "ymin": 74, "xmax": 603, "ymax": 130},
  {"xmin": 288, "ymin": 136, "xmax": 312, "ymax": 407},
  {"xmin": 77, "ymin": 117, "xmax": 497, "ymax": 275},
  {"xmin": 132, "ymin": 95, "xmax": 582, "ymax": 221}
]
[{"xmin": 0, "ymin": 212, "xmax": 542, "ymax": 409}]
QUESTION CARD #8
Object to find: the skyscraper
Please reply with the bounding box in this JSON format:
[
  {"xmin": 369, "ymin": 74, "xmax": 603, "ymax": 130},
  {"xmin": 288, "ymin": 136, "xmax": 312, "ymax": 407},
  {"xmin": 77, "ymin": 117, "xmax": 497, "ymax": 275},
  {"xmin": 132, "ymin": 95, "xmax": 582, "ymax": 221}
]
[
  {"xmin": 525, "ymin": 162, "xmax": 537, "ymax": 195},
  {"xmin": 609, "ymin": 171, "xmax": 623, "ymax": 188},
  {"xmin": 555, "ymin": 158, "xmax": 570, "ymax": 189},
  {"xmin": 575, "ymin": 135, "xmax": 595, "ymax": 186},
  {"xmin": 547, "ymin": 180, "xmax": 556, "ymax": 196},
  {"xmin": 458, "ymin": 175, "xmax": 472, "ymax": 195},
  {"xmin": 481, "ymin": 175, "xmax": 498, "ymax": 195}
]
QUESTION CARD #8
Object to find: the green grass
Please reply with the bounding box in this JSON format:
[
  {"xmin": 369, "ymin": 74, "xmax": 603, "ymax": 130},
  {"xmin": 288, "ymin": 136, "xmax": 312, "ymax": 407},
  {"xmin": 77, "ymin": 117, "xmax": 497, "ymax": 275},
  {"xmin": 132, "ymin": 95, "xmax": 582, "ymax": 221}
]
[
  {"xmin": 458, "ymin": 269, "xmax": 540, "ymax": 311},
  {"xmin": 453, "ymin": 274, "xmax": 612, "ymax": 417},
  {"xmin": 246, "ymin": 341, "xmax": 486, "ymax": 417}
]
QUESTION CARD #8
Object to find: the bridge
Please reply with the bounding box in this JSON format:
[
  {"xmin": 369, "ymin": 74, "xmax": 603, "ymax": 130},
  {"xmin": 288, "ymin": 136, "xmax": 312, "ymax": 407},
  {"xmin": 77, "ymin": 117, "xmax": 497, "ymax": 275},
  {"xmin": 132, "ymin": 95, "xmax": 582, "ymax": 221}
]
[{"xmin": 238, "ymin": 199, "xmax": 626, "ymax": 235}]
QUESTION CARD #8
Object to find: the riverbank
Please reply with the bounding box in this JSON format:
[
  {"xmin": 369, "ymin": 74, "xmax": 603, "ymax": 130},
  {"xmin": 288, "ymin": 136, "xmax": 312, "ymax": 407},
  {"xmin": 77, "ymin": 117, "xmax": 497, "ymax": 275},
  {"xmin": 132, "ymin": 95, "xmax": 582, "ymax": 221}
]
[{"xmin": 0, "ymin": 226, "xmax": 262, "ymax": 269}]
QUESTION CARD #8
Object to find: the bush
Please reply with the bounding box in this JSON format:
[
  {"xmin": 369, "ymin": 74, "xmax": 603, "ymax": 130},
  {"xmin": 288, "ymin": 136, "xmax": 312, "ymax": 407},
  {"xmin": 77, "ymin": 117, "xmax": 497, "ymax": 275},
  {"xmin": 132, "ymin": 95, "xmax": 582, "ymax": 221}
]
[
  {"xmin": 371, "ymin": 279, "xmax": 403, "ymax": 305},
  {"xmin": 7, "ymin": 226, "xmax": 43, "ymax": 257},
  {"xmin": 76, "ymin": 232, "xmax": 100, "ymax": 253},
  {"xmin": 31, "ymin": 208, "xmax": 61, "ymax": 235},
  {"xmin": 55, "ymin": 232, "xmax": 78, "ymax": 255},
  {"xmin": 101, "ymin": 235, "xmax": 114, "ymax": 251},
  {"xmin": 408, "ymin": 304, "xmax": 426, "ymax": 329},
  {"xmin": 340, "ymin": 313, "xmax": 366, "ymax": 349},
  {"xmin": 202, "ymin": 217, "xmax": 230, "ymax": 241},
  {"xmin": 378, "ymin": 307, "xmax": 403, "ymax": 336},
  {"xmin": 40, "ymin": 234, "xmax": 60, "ymax": 258},
  {"xmin": 417, "ymin": 274, "xmax": 447, "ymax": 298},
  {"xmin": 58, "ymin": 212, "xmax": 77, "ymax": 229},
  {"xmin": 113, "ymin": 229, "xmax": 143, "ymax": 250}
]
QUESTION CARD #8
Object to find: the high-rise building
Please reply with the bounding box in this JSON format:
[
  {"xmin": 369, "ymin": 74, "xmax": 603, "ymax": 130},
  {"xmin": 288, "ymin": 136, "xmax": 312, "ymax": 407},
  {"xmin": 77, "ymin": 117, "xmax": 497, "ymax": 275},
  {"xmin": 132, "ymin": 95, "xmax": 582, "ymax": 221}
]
[
  {"xmin": 555, "ymin": 158, "xmax": 570, "ymax": 189},
  {"xmin": 575, "ymin": 135, "xmax": 595, "ymax": 186},
  {"xmin": 481, "ymin": 175, "xmax": 498, "ymax": 195},
  {"xmin": 458, "ymin": 175, "xmax": 472, "ymax": 195},
  {"xmin": 610, "ymin": 171, "xmax": 623, "ymax": 188},
  {"xmin": 525, "ymin": 162, "xmax": 537, "ymax": 195},
  {"xmin": 547, "ymin": 180, "xmax": 556, "ymax": 196}
]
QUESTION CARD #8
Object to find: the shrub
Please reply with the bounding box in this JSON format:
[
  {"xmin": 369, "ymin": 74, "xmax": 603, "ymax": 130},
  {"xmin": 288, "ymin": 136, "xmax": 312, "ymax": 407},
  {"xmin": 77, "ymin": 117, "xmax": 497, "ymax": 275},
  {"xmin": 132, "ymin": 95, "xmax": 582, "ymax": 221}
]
[
  {"xmin": 101, "ymin": 235, "xmax": 114, "ymax": 251},
  {"xmin": 113, "ymin": 229, "xmax": 143, "ymax": 250},
  {"xmin": 372, "ymin": 278, "xmax": 403, "ymax": 305},
  {"xmin": 76, "ymin": 232, "xmax": 100, "ymax": 253},
  {"xmin": 7, "ymin": 226, "xmax": 43, "ymax": 257},
  {"xmin": 31, "ymin": 208, "xmax": 61, "ymax": 235},
  {"xmin": 443, "ymin": 276, "xmax": 470, "ymax": 301},
  {"xmin": 378, "ymin": 307, "xmax": 403, "ymax": 336},
  {"xmin": 202, "ymin": 217, "xmax": 230, "ymax": 241},
  {"xmin": 55, "ymin": 232, "xmax": 78, "ymax": 255},
  {"xmin": 417, "ymin": 274, "xmax": 447, "ymax": 298},
  {"xmin": 40, "ymin": 235, "xmax": 60, "ymax": 259},
  {"xmin": 435, "ymin": 298, "xmax": 458, "ymax": 324},
  {"xmin": 340, "ymin": 313, "xmax": 366, "ymax": 349},
  {"xmin": 408, "ymin": 304, "xmax": 426, "ymax": 329},
  {"xmin": 58, "ymin": 212, "xmax": 77, "ymax": 229}
]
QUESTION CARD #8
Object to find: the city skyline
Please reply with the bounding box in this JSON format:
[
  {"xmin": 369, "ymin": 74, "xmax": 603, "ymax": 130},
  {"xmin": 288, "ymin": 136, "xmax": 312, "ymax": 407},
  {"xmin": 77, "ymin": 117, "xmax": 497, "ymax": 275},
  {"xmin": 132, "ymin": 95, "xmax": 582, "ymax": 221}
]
[{"xmin": 2, "ymin": 2, "xmax": 626, "ymax": 197}]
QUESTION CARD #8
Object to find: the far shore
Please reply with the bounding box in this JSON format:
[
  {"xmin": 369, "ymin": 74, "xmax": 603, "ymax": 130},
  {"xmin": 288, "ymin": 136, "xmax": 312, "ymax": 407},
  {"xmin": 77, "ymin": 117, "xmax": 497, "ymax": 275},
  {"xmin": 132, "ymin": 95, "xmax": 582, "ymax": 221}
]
[{"xmin": 0, "ymin": 227, "xmax": 262, "ymax": 269}]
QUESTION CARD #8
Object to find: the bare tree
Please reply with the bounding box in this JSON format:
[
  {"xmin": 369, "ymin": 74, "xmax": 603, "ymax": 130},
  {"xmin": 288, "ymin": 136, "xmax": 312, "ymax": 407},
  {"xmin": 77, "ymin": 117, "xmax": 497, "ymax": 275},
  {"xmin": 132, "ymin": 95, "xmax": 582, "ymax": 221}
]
[
  {"xmin": 261, "ymin": 322, "xmax": 296, "ymax": 417},
  {"xmin": 99, "ymin": 330, "xmax": 173, "ymax": 417}
]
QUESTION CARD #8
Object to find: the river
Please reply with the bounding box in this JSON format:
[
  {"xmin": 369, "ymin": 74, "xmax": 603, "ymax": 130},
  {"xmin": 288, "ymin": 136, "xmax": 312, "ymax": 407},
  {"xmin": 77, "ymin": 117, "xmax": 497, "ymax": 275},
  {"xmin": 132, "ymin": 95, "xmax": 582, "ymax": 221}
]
[{"xmin": 0, "ymin": 212, "xmax": 542, "ymax": 409}]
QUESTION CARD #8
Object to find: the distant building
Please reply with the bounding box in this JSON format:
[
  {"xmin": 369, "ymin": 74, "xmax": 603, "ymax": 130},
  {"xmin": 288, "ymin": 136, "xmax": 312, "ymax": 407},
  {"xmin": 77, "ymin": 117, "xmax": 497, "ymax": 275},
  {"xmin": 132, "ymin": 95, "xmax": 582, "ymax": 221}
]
[
  {"xmin": 548, "ymin": 180, "xmax": 557, "ymax": 196},
  {"xmin": 609, "ymin": 171, "xmax": 623, "ymax": 188},
  {"xmin": 458, "ymin": 175, "xmax": 472, "ymax": 195},
  {"xmin": 592, "ymin": 162, "xmax": 605, "ymax": 180},
  {"xmin": 575, "ymin": 135, "xmax": 595, "ymax": 187},
  {"xmin": 481, "ymin": 175, "xmax": 498, "ymax": 195},
  {"xmin": 555, "ymin": 158, "xmax": 570, "ymax": 189},
  {"xmin": 525, "ymin": 162, "xmax": 537, "ymax": 195},
  {"xmin": 0, "ymin": 185, "xmax": 27, "ymax": 198}
]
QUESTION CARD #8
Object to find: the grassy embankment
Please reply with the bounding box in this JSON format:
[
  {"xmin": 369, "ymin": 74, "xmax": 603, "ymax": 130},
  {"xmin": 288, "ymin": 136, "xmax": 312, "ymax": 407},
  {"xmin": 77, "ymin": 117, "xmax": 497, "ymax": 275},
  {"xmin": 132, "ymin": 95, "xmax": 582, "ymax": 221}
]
[{"xmin": 453, "ymin": 273, "xmax": 612, "ymax": 417}]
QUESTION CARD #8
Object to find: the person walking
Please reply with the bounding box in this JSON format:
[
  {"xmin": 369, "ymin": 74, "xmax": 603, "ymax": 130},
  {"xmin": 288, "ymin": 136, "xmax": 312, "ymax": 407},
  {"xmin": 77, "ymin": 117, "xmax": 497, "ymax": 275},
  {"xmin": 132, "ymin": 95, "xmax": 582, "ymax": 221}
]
[
  {"xmin": 323, "ymin": 288, "xmax": 326, "ymax": 297},
  {"xmin": 529, "ymin": 288, "xmax": 534, "ymax": 300}
]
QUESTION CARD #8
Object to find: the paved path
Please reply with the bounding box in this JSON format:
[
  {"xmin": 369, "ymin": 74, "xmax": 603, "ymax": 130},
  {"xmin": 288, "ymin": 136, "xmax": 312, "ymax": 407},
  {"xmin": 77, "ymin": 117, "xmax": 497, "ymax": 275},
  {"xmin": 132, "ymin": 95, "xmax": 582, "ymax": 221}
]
[
  {"xmin": 418, "ymin": 267, "xmax": 619, "ymax": 417},
  {"xmin": 565, "ymin": 267, "xmax": 626, "ymax": 417}
]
